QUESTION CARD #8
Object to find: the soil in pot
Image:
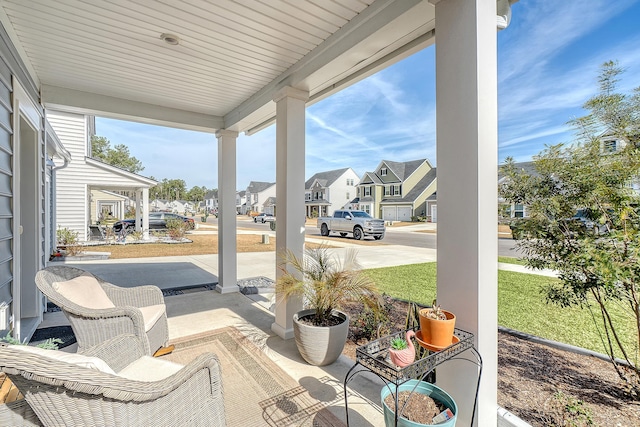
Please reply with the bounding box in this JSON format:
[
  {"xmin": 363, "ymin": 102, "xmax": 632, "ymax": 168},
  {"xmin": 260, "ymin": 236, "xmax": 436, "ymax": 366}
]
[
  {"xmin": 383, "ymin": 391, "xmax": 446, "ymax": 424},
  {"xmin": 297, "ymin": 313, "xmax": 344, "ymax": 327}
]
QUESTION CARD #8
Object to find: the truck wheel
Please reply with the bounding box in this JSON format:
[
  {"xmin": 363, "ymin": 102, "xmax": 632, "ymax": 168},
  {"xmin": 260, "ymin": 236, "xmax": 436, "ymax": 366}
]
[
  {"xmin": 353, "ymin": 227, "xmax": 363, "ymax": 240},
  {"xmin": 321, "ymin": 224, "xmax": 329, "ymax": 236}
]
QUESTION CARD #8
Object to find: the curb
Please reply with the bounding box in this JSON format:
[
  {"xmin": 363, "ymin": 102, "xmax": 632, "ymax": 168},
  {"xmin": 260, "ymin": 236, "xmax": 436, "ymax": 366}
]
[{"xmin": 498, "ymin": 326, "xmax": 630, "ymax": 366}]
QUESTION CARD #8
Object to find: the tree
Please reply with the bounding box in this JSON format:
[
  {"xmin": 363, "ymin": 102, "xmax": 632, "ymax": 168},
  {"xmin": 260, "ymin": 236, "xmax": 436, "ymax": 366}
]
[
  {"xmin": 186, "ymin": 186, "xmax": 207, "ymax": 203},
  {"xmin": 90, "ymin": 135, "xmax": 144, "ymax": 174},
  {"xmin": 500, "ymin": 61, "xmax": 640, "ymax": 397},
  {"xmin": 163, "ymin": 179, "xmax": 187, "ymax": 201}
]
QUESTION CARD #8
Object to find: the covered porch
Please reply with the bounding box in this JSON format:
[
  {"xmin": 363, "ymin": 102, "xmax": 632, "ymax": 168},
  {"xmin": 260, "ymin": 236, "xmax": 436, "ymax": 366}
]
[{"xmin": 0, "ymin": 0, "xmax": 513, "ymax": 425}]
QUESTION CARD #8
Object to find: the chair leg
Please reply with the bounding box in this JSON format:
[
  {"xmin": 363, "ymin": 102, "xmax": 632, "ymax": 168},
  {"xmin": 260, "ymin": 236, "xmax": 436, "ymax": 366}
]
[{"xmin": 153, "ymin": 344, "xmax": 175, "ymax": 357}]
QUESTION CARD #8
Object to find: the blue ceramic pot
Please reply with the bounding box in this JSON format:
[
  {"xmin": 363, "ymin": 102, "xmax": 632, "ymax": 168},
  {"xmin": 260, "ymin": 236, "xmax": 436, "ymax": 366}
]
[{"xmin": 381, "ymin": 379, "xmax": 457, "ymax": 427}]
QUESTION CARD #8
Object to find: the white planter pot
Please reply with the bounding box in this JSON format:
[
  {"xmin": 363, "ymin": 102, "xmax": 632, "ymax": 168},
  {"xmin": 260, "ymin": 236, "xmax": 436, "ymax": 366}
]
[{"xmin": 293, "ymin": 308, "xmax": 349, "ymax": 366}]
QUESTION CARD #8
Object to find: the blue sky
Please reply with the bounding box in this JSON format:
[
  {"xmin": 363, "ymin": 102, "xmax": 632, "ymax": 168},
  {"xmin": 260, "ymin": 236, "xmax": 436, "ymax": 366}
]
[{"xmin": 96, "ymin": 0, "xmax": 640, "ymax": 191}]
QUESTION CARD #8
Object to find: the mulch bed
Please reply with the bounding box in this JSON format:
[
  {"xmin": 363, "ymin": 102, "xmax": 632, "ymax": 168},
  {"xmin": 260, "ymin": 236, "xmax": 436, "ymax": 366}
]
[{"xmin": 341, "ymin": 299, "xmax": 640, "ymax": 427}]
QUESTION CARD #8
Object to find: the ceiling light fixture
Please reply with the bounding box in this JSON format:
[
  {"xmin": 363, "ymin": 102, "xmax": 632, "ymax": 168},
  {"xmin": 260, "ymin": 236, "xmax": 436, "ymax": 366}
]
[{"xmin": 160, "ymin": 33, "xmax": 180, "ymax": 45}]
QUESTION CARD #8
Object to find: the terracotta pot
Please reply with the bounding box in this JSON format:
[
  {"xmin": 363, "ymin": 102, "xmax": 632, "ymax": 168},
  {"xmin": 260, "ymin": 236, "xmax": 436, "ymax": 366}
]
[
  {"xmin": 388, "ymin": 330, "xmax": 416, "ymax": 367},
  {"xmin": 418, "ymin": 308, "xmax": 456, "ymax": 348}
]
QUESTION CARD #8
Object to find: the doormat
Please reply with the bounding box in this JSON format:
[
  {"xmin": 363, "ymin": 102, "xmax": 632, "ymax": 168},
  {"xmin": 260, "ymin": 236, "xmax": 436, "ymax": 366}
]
[
  {"xmin": 163, "ymin": 327, "xmax": 346, "ymax": 426},
  {"xmin": 29, "ymin": 326, "xmax": 76, "ymax": 349}
]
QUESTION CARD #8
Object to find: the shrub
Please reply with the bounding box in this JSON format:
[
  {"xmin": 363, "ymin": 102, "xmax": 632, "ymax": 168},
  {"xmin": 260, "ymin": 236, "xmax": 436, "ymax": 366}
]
[
  {"xmin": 56, "ymin": 226, "xmax": 80, "ymax": 256},
  {"xmin": 166, "ymin": 218, "xmax": 186, "ymax": 240}
]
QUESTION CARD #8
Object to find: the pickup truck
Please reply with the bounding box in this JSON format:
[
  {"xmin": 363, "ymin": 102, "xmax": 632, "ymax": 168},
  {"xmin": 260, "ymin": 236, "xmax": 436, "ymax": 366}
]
[{"xmin": 316, "ymin": 210, "xmax": 385, "ymax": 240}]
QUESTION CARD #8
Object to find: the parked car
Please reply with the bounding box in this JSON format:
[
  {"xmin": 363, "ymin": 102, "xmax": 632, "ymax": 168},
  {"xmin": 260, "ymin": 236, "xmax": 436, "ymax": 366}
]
[
  {"xmin": 510, "ymin": 209, "xmax": 610, "ymax": 240},
  {"xmin": 113, "ymin": 212, "xmax": 195, "ymax": 232},
  {"xmin": 316, "ymin": 210, "xmax": 385, "ymax": 240},
  {"xmin": 254, "ymin": 213, "xmax": 275, "ymax": 223},
  {"xmin": 569, "ymin": 209, "xmax": 609, "ymax": 235}
]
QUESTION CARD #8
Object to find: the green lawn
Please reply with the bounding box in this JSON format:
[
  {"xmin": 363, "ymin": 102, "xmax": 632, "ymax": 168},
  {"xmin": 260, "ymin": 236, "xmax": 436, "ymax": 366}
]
[
  {"xmin": 365, "ymin": 262, "xmax": 636, "ymax": 359},
  {"xmin": 497, "ymin": 256, "xmax": 525, "ymax": 265}
]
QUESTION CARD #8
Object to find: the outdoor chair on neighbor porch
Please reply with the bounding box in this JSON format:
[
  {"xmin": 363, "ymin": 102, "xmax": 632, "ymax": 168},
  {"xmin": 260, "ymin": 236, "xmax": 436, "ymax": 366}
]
[
  {"xmin": 88, "ymin": 224, "xmax": 106, "ymax": 241},
  {"xmin": 0, "ymin": 334, "xmax": 226, "ymax": 426},
  {"xmin": 35, "ymin": 266, "xmax": 172, "ymax": 356}
]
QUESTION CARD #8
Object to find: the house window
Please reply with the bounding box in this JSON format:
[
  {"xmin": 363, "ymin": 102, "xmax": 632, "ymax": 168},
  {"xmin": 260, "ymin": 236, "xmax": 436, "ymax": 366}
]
[
  {"xmin": 603, "ymin": 139, "xmax": 618, "ymax": 153},
  {"xmin": 346, "ymin": 192, "xmax": 350, "ymax": 199},
  {"xmin": 362, "ymin": 205, "xmax": 370, "ymax": 214},
  {"xmin": 384, "ymin": 186, "xmax": 390, "ymax": 196},
  {"xmin": 347, "ymin": 178, "xmax": 354, "ymax": 186},
  {"xmin": 381, "ymin": 167, "xmax": 387, "ymax": 176},
  {"xmin": 305, "ymin": 193, "xmax": 311, "ymax": 201},
  {"xmin": 513, "ymin": 203, "xmax": 525, "ymax": 218},
  {"xmin": 364, "ymin": 187, "xmax": 371, "ymax": 196},
  {"xmin": 394, "ymin": 185, "xmax": 401, "ymax": 195}
]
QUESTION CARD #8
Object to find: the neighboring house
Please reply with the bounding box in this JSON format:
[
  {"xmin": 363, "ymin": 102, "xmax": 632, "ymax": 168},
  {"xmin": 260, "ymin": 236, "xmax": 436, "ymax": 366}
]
[
  {"xmin": 170, "ymin": 200, "xmax": 194, "ymax": 214},
  {"xmin": 304, "ymin": 168, "xmax": 360, "ymax": 217},
  {"xmin": 236, "ymin": 191, "xmax": 246, "ymax": 214},
  {"xmin": 48, "ymin": 111, "xmax": 157, "ymax": 242},
  {"xmin": 90, "ymin": 189, "xmax": 130, "ymax": 223},
  {"xmin": 497, "ymin": 161, "xmax": 537, "ymax": 219},
  {"xmin": 354, "ymin": 159, "xmax": 437, "ymax": 221},
  {"xmin": 425, "ymin": 192, "xmax": 438, "ymax": 223},
  {"xmin": 245, "ymin": 181, "xmax": 276, "ymax": 214},
  {"xmin": 204, "ymin": 189, "xmax": 218, "ymax": 213},
  {"xmin": 151, "ymin": 199, "xmax": 171, "ymax": 212},
  {"xmin": 263, "ymin": 196, "xmax": 276, "ymax": 215}
]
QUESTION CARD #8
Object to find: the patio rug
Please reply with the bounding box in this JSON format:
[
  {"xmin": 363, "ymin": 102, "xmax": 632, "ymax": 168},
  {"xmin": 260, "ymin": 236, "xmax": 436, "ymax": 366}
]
[{"xmin": 162, "ymin": 327, "xmax": 346, "ymax": 427}]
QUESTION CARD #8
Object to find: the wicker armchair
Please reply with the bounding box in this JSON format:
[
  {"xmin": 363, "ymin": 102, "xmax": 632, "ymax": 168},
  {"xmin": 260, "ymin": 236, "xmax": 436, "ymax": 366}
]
[
  {"xmin": 35, "ymin": 266, "xmax": 169, "ymax": 356},
  {"xmin": 0, "ymin": 334, "xmax": 226, "ymax": 426}
]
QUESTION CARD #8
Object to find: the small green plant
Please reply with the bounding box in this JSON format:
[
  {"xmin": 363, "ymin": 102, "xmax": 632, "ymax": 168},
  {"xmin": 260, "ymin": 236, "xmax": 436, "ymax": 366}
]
[
  {"xmin": 424, "ymin": 299, "xmax": 446, "ymax": 320},
  {"xmin": 129, "ymin": 230, "xmax": 144, "ymax": 241},
  {"xmin": 104, "ymin": 226, "xmax": 116, "ymax": 243},
  {"xmin": 353, "ymin": 294, "xmax": 392, "ymax": 341},
  {"xmin": 1, "ymin": 333, "xmax": 62, "ymax": 350},
  {"xmin": 405, "ymin": 301, "xmax": 428, "ymax": 360},
  {"xmin": 56, "ymin": 226, "xmax": 80, "ymax": 256},
  {"xmin": 544, "ymin": 391, "xmax": 594, "ymax": 427},
  {"xmin": 390, "ymin": 337, "xmax": 408, "ymax": 350}
]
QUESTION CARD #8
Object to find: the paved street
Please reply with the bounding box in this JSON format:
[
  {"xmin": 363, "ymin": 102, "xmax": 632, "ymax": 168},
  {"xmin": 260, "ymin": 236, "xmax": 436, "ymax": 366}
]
[{"xmin": 234, "ymin": 216, "xmax": 523, "ymax": 257}]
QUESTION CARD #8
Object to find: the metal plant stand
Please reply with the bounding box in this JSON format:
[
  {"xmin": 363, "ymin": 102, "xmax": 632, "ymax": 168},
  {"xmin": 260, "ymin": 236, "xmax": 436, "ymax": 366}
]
[{"xmin": 343, "ymin": 328, "xmax": 482, "ymax": 427}]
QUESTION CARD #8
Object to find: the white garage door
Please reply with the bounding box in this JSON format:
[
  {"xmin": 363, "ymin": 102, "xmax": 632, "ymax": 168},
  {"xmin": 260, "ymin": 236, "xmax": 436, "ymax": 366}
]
[
  {"xmin": 397, "ymin": 206, "xmax": 412, "ymax": 221},
  {"xmin": 382, "ymin": 206, "xmax": 395, "ymax": 221}
]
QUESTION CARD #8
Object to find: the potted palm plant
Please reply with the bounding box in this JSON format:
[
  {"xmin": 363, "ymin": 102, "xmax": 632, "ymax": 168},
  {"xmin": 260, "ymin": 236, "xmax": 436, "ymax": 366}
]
[{"xmin": 276, "ymin": 245, "xmax": 379, "ymax": 366}]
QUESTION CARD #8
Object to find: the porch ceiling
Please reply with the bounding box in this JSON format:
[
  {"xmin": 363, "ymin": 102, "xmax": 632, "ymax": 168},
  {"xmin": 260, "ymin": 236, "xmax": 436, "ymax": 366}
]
[{"xmin": 0, "ymin": 0, "xmax": 435, "ymax": 133}]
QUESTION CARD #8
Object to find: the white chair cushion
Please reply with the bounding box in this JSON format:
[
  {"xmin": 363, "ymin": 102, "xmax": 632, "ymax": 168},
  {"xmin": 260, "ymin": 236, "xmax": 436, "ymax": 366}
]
[
  {"xmin": 138, "ymin": 304, "xmax": 166, "ymax": 332},
  {"xmin": 10, "ymin": 345, "xmax": 115, "ymax": 375},
  {"xmin": 117, "ymin": 356, "xmax": 183, "ymax": 382},
  {"xmin": 52, "ymin": 273, "xmax": 115, "ymax": 310}
]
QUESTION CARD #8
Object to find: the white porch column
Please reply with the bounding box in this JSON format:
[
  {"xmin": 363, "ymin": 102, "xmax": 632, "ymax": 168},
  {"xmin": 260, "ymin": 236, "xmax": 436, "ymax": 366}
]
[
  {"xmin": 216, "ymin": 129, "xmax": 239, "ymax": 294},
  {"xmin": 431, "ymin": 0, "xmax": 498, "ymax": 426},
  {"xmin": 142, "ymin": 187, "xmax": 149, "ymax": 240},
  {"xmin": 135, "ymin": 189, "xmax": 142, "ymax": 233},
  {"xmin": 271, "ymin": 86, "xmax": 308, "ymax": 340}
]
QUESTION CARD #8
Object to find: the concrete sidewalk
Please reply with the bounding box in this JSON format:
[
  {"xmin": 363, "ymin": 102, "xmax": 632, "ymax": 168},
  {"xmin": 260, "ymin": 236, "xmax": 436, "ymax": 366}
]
[{"xmin": 63, "ymin": 244, "xmax": 554, "ymax": 294}]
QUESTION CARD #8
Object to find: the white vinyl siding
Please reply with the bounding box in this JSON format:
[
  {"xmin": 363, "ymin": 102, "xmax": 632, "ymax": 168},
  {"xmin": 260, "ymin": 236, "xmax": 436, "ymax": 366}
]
[
  {"xmin": 48, "ymin": 111, "xmax": 88, "ymax": 240},
  {"xmin": 0, "ymin": 61, "xmax": 12, "ymax": 336}
]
